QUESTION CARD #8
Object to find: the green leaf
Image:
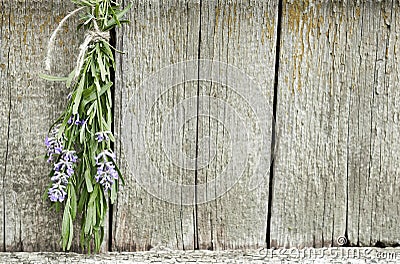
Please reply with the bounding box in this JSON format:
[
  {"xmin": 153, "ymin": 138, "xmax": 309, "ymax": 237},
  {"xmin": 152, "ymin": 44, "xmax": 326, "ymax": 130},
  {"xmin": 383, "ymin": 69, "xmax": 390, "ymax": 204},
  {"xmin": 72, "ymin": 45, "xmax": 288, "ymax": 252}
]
[
  {"xmin": 77, "ymin": 189, "xmax": 88, "ymax": 214},
  {"xmin": 94, "ymin": 229, "xmax": 100, "ymax": 252},
  {"xmin": 39, "ymin": 73, "xmax": 68, "ymax": 82},
  {"xmin": 62, "ymin": 201, "xmax": 71, "ymax": 250},
  {"xmin": 82, "ymin": 82, "xmax": 112, "ymax": 106},
  {"xmin": 66, "ymin": 70, "xmax": 76, "ymax": 88},
  {"xmin": 84, "ymin": 205, "xmax": 93, "ymax": 235},
  {"xmin": 92, "ymin": 201, "xmax": 97, "ymax": 227},
  {"xmin": 101, "ymin": 41, "xmax": 114, "ymax": 60},
  {"xmin": 79, "ymin": 124, "xmax": 86, "ymax": 145},
  {"xmin": 84, "ymin": 169, "xmax": 93, "ymax": 193},
  {"xmin": 70, "ymin": 186, "xmax": 77, "ymax": 220},
  {"xmin": 99, "ymin": 191, "xmax": 104, "ymax": 219},
  {"xmin": 104, "ymin": 2, "xmax": 133, "ymax": 30},
  {"xmin": 89, "ymin": 185, "xmax": 98, "ymax": 205},
  {"xmin": 96, "ymin": 45, "xmax": 107, "ymax": 82},
  {"xmin": 67, "ymin": 212, "xmax": 74, "ymax": 250},
  {"xmin": 72, "ymin": 76, "xmax": 85, "ymax": 115}
]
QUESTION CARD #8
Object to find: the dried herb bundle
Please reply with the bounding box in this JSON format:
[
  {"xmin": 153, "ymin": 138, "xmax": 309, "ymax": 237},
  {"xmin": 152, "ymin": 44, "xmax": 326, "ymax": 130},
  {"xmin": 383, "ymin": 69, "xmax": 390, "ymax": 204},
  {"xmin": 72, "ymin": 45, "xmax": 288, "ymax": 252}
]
[{"xmin": 42, "ymin": 0, "xmax": 131, "ymax": 252}]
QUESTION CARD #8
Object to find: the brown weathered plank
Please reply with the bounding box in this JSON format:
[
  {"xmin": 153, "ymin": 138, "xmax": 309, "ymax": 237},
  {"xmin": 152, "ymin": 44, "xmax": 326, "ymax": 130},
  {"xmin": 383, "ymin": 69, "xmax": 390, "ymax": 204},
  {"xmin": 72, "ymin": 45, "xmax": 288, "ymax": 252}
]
[
  {"xmin": 346, "ymin": 1, "xmax": 400, "ymax": 246},
  {"xmin": 113, "ymin": 0, "xmax": 201, "ymax": 251},
  {"xmin": 196, "ymin": 0, "xmax": 278, "ymax": 250},
  {"xmin": 0, "ymin": 1, "xmax": 81, "ymax": 251},
  {"xmin": 271, "ymin": 1, "xmax": 348, "ymax": 247}
]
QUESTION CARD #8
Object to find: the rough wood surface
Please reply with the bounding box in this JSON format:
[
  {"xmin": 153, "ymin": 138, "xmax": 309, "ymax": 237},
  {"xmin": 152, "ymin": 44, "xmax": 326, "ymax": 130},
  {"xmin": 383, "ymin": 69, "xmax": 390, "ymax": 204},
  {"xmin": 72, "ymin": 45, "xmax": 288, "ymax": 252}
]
[
  {"xmin": 196, "ymin": 0, "xmax": 277, "ymax": 250},
  {"xmin": 2, "ymin": 0, "xmax": 400, "ymax": 252},
  {"xmin": 113, "ymin": 0, "xmax": 201, "ymax": 251},
  {"xmin": 271, "ymin": 0, "xmax": 348, "ymax": 248},
  {"xmin": 0, "ymin": 0, "xmax": 81, "ymax": 251},
  {"xmin": 114, "ymin": 0, "xmax": 278, "ymax": 251},
  {"xmin": 345, "ymin": 1, "xmax": 400, "ymax": 247},
  {"xmin": 272, "ymin": 0, "xmax": 400, "ymax": 248},
  {"xmin": 2, "ymin": 248, "xmax": 400, "ymax": 263}
]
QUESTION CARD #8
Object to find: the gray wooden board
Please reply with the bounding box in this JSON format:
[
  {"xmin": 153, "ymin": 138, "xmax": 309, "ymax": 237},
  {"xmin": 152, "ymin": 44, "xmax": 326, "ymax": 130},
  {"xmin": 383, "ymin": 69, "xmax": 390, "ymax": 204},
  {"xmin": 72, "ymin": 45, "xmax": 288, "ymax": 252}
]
[
  {"xmin": 345, "ymin": 0, "xmax": 400, "ymax": 246},
  {"xmin": 196, "ymin": 0, "xmax": 277, "ymax": 250},
  {"xmin": 272, "ymin": 0, "xmax": 400, "ymax": 248},
  {"xmin": 0, "ymin": 1, "xmax": 81, "ymax": 251},
  {"xmin": 113, "ymin": 0, "xmax": 201, "ymax": 251},
  {"xmin": 2, "ymin": 0, "xmax": 400, "ymax": 252},
  {"xmin": 271, "ymin": 0, "xmax": 348, "ymax": 248}
]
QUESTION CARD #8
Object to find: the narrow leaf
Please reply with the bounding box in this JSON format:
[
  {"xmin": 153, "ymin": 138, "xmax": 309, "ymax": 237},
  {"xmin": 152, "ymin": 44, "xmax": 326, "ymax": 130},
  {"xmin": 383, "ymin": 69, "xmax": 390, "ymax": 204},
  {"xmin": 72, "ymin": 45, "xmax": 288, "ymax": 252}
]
[
  {"xmin": 70, "ymin": 186, "xmax": 77, "ymax": 220},
  {"xmin": 61, "ymin": 201, "xmax": 71, "ymax": 250},
  {"xmin": 39, "ymin": 73, "xmax": 68, "ymax": 82},
  {"xmin": 84, "ymin": 169, "xmax": 93, "ymax": 193},
  {"xmin": 104, "ymin": 2, "xmax": 133, "ymax": 30},
  {"xmin": 72, "ymin": 76, "xmax": 85, "ymax": 115}
]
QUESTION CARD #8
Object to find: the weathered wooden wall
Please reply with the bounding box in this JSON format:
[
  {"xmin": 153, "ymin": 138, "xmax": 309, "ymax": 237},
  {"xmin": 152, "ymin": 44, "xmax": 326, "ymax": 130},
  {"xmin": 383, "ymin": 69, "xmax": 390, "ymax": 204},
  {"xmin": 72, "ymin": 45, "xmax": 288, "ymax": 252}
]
[
  {"xmin": 0, "ymin": 0, "xmax": 84, "ymax": 251},
  {"xmin": 1, "ymin": 0, "xmax": 400, "ymax": 252},
  {"xmin": 273, "ymin": 0, "xmax": 400, "ymax": 248}
]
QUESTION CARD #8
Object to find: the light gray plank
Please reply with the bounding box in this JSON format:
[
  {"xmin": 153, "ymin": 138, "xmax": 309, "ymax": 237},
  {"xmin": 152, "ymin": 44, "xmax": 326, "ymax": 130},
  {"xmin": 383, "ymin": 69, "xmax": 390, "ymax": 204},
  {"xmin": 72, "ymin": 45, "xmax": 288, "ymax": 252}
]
[
  {"xmin": 0, "ymin": 1, "xmax": 81, "ymax": 251},
  {"xmin": 346, "ymin": 0, "xmax": 400, "ymax": 246},
  {"xmin": 273, "ymin": 0, "xmax": 400, "ymax": 248},
  {"xmin": 271, "ymin": 1, "xmax": 348, "ymax": 247},
  {"xmin": 113, "ymin": 0, "xmax": 201, "ymax": 251},
  {"xmin": 195, "ymin": 0, "xmax": 278, "ymax": 250}
]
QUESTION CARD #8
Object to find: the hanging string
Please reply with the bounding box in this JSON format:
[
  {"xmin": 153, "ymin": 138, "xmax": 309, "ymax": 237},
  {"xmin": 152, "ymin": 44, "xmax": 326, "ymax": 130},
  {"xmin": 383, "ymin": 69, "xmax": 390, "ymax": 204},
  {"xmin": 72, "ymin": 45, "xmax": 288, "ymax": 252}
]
[
  {"xmin": 45, "ymin": 6, "xmax": 110, "ymax": 81},
  {"xmin": 45, "ymin": 6, "xmax": 85, "ymax": 71}
]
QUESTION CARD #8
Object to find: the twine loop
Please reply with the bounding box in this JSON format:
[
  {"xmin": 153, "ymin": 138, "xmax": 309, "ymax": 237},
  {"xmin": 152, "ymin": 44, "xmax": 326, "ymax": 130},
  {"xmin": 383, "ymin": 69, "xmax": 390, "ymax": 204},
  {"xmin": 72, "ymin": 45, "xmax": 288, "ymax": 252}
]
[{"xmin": 45, "ymin": 6, "xmax": 110, "ymax": 80}]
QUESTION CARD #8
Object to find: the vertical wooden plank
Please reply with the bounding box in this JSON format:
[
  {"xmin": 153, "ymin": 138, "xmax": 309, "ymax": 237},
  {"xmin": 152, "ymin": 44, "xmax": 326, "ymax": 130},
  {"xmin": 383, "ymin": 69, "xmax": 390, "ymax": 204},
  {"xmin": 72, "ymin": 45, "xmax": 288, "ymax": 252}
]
[
  {"xmin": 0, "ymin": 0, "xmax": 8, "ymax": 251},
  {"xmin": 196, "ymin": 0, "xmax": 278, "ymax": 249},
  {"xmin": 113, "ymin": 0, "xmax": 201, "ymax": 251},
  {"xmin": 0, "ymin": 1, "xmax": 81, "ymax": 251},
  {"xmin": 272, "ymin": 1, "xmax": 348, "ymax": 247},
  {"xmin": 273, "ymin": 0, "xmax": 400, "ymax": 248},
  {"xmin": 347, "ymin": 0, "xmax": 400, "ymax": 246}
]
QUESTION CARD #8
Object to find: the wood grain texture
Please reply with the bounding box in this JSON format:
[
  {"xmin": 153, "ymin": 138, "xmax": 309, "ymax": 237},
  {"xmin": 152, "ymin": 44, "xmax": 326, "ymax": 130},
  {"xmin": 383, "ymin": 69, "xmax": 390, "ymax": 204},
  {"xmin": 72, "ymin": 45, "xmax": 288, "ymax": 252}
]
[
  {"xmin": 271, "ymin": 0, "xmax": 348, "ymax": 248},
  {"xmin": 3, "ymin": 0, "xmax": 400, "ymax": 252},
  {"xmin": 345, "ymin": 0, "xmax": 400, "ymax": 247},
  {"xmin": 3, "ymin": 248, "xmax": 400, "ymax": 263},
  {"xmin": 196, "ymin": 0, "xmax": 277, "ymax": 250},
  {"xmin": 0, "ymin": 0, "xmax": 80, "ymax": 251},
  {"xmin": 272, "ymin": 0, "xmax": 400, "ymax": 248},
  {"xmin": 113, "ymin": 0, "xmax": 201, "ymax": 251}
]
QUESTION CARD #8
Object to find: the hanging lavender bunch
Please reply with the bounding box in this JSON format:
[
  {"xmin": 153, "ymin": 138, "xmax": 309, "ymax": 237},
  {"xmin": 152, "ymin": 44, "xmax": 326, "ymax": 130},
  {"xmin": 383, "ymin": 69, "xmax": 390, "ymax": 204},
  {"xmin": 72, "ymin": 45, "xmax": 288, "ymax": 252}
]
[{"xmin": 42, "ymin": 0, "xmax": 131, "ymax": 253}]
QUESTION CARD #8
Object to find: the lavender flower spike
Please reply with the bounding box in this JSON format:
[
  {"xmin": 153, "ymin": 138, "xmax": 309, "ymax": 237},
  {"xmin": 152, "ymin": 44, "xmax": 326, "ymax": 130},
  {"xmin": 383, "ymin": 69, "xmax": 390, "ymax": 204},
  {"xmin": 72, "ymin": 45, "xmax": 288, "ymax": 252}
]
[
  {"xmin": 68, "ymin": 114, "xmax": 87, "ymax": 126},
  {"xmin": 95, "ymin": 149, "xmax": 118, "ymax": 191},
  {"xmin": 48, "ymin": 150, "xmax": 78, "ymax": 202},
  {"xmin": 95, "ymin": 131, "xmax": 113, "ymax": 143},
  {"xmin": 45, "ymin": 125, "xmax": 63, "ymax": 163}
]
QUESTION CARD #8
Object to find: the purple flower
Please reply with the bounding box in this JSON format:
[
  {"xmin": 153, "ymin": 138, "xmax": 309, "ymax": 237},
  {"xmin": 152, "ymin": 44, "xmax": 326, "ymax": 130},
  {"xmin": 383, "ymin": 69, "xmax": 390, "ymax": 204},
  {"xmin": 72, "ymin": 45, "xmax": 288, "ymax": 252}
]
[
  {"xmin": 48, "ymin": 150, "xmax": 78, "ymax": 202},
  {"xmin": 95, "ymin": 131, "xmax": 112, "ymax": 143},
  {"xmin": 95, "ymin": 150, "xmax": 118, "ymax": 191},
  {"xmin": 45, "ymin": 125, "xmax": 63, "ymax": 163},
  {"xmin": 48, "ymin": 185, "xmax": 67, "ymax": 202},
  {"xmin": 68, "ymin": 114, "xmax": 87, "ymax": 126}
]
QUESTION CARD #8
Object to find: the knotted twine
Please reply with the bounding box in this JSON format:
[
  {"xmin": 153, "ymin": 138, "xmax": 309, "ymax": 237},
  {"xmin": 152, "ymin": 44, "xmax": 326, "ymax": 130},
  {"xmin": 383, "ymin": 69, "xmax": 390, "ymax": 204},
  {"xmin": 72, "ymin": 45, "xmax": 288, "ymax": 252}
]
[{"xmin": 45, "ymin": 7, "xmax": 110, "ymax": 80}]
